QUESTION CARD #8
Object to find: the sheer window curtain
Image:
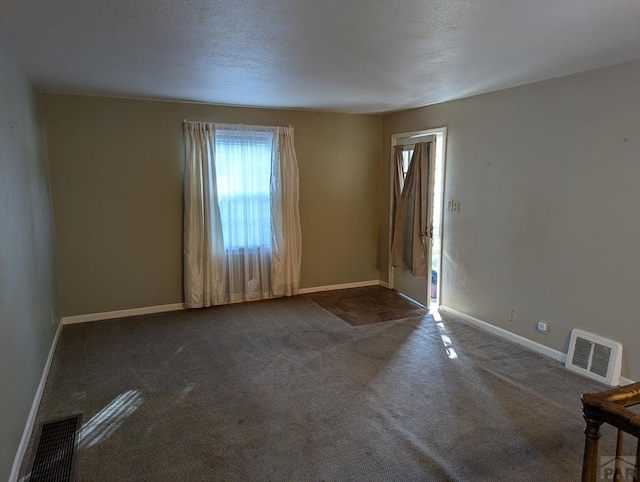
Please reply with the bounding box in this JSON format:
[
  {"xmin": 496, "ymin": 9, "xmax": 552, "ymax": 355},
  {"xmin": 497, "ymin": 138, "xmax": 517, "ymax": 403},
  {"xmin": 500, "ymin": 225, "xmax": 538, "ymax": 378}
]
[
  {"xmin": 391, "ymin": 141, "xmax": 432, "ymax": 278},
  {"xmin": 183, "ymin": 122, "xmax": 301, "ymax": 308},
  {"xmin": 216, "ymin": 124, "xmax": 274, "ymax": 303}
]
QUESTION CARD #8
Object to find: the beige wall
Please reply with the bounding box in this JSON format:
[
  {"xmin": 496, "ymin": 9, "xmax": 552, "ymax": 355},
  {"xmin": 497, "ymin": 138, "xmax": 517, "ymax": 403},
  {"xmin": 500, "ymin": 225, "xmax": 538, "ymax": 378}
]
[
  {"xmin": 42, "ymin": 95, "xmax": 382, "ymax": 316},
  {"xmin": 380, "ymin": 59, "xmax": 640, "ymax": 380},
  {"xmin": 0, "ymin": 51, "xmax": 59, "ymax": 480}
]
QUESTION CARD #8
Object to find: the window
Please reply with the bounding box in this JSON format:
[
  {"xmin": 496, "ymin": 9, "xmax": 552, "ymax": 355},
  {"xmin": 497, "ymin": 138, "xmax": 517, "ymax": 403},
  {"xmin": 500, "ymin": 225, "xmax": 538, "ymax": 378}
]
[
  {"xmin": 184, "ymin": 120, "xmax": 302, "ymax": 306},
  {"xmin": 214, "ymin": 126, "xmax": 274, "ymax": 250},
  {"xmin": 400, "ymin": 147, "xmax": 414, "ymax": 190}
]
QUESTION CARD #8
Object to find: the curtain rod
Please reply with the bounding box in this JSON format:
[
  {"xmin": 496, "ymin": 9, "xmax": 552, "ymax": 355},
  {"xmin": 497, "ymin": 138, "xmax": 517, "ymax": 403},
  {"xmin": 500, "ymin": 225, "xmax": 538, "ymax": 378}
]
[{"xmin": 183, "ymin": 119, "xmax": 293, "ymax": 128}]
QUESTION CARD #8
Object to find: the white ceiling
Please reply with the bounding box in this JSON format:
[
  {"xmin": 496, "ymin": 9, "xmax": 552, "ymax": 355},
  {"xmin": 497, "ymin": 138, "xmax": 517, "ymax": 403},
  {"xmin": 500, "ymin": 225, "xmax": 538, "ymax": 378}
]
[{"xmin": 1, "ymin": 0, "xmax": 639, "ymax": 113}]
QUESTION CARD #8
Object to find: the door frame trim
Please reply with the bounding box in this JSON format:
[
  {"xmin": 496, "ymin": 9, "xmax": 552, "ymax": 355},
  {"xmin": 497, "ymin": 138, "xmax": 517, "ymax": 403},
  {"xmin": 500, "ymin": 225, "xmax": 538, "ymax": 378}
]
[{"xmin": 388, "ymin": 127, "xmax": 448, "ymax": 304}]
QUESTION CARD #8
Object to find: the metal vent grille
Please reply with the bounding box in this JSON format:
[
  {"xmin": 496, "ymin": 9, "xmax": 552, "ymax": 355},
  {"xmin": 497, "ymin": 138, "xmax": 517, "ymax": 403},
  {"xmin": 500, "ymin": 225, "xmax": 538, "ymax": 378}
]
[
  {"xmin": 29, "ymin": 415, "xmax": 81, "ymax": 482},
  {"xmin": 590, "ymin": 343, "xmax": 612, "ymax": 377},
  {"xmin": 566, "ymin": 329, "xmax": 623, "ymax": 386},
  {"xmin": 571, "ymin": 337, "xmax": 592, "ymax": 369}
]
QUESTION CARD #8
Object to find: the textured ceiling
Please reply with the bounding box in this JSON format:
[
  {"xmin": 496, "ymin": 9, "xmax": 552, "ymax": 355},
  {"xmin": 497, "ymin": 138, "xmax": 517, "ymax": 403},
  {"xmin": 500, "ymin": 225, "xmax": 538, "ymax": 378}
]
[{"xmin": 1, "ymin": 0, "xmax": 639, "ymax": 113}]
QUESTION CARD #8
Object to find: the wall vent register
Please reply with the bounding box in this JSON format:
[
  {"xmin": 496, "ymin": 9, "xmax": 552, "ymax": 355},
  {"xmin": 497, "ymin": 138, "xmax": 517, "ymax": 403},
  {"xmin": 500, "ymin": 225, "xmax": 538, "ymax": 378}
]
[{"xmin": 566, "ymin": 329, "xmax": 622, "ymax": 386}]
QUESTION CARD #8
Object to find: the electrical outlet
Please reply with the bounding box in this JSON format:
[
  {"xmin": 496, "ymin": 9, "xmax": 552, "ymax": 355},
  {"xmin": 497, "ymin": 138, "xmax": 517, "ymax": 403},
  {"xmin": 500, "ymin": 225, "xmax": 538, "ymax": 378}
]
[
  {"xmin": 448, "ymin": 200, "xmax": 454, "ymax": 211},
  {"xmin": 508, "ymin": 309, "xmax": 517, "ymax": 322},
  {"xmin": 453, "ymin": 201, "xmax": 460, "ymax": 213},
  {"xmin": 537, "ymin": 320, "xmax": 549, "ymax": 334}
]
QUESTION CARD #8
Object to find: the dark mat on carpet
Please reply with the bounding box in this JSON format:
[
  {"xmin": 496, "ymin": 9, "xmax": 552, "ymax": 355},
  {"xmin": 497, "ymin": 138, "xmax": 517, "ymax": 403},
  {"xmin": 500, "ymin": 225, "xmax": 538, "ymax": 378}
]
[{"xmin": 306, "ymin": 286, "xmax": 427, "ymax": 325}]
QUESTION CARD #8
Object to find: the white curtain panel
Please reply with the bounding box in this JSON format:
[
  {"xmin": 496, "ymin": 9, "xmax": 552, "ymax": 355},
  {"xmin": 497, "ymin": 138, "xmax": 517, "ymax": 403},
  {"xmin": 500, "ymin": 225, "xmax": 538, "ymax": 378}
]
[
  {"xmin": 183, "ymin": 122, "xmax": 302, "ymax": 307},
  {"xmin": 183, "ymin": 122, "xmax": 227, "ymax": 308},
  {"xmin": 270, "ymin": 127, "xmax": 302, "ymax": 296},
  {"xmin": 215, "ymin": 124, "xmax": 274, "ymax": 303}
]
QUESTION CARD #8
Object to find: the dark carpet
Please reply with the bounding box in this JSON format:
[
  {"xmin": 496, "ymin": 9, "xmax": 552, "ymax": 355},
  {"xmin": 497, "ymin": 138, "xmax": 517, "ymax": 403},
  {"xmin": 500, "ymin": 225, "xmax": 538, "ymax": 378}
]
[{"xmin": 19, "ymin": 288, "xmax": 619, "ymax": 481}]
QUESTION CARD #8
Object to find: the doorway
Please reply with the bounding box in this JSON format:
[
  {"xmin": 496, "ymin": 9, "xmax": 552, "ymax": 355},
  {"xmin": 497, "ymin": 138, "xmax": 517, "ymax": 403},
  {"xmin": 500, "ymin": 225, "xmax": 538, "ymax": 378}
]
[{"xmin": 388, "ymin": 128, "xmax": 446, "ymax": 308}]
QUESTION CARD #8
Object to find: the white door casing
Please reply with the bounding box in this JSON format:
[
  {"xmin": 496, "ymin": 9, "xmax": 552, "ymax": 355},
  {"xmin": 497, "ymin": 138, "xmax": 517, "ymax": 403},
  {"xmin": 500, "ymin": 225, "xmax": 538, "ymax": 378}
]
[{"xmin": 389, "ymin": 128, "xmax": 446, "ymax": 307}]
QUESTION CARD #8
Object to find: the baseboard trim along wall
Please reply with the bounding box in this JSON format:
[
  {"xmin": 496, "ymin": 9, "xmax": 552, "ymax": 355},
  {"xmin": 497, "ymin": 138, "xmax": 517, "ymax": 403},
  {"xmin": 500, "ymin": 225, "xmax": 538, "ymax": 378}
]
[
  {"xmin": 10, "ymin": 320, "xmax": 64, "ymax": 482},
  {"xmin": 298, "ymin": 279, "xmax": 380, "ymax": 294},
  {"xmin": 62, "ymin": 302, "xmax": 187, "ymax": 325},
  {"xmin": 61, "ymin": 280, "xmax": 383, "ymax": 325},
  {"xmin": 439, "ymin": 305, "xmax": 636, "ymax": 386},
  {"xmin": 620, "ymin": 376, "xmax": 635, "ymax": 385},
  {"xmin": 439, "ymin": 305, "xmax": 567, "ymax": 362}
]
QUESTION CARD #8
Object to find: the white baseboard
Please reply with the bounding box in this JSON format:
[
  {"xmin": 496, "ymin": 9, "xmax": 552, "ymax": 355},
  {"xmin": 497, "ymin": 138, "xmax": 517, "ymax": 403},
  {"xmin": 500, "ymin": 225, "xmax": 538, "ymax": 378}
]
[
  {"xmin": 439, "ymin": 305, "xmax": 568, "ymax": 363},
  {"xmin": 298, "ymin": 279, "xmax": 381, "ymax": 294},
  {"xmin": 379, "ymin": 280, "xmax": 390, "ymax": 289},
  {"xmin": 10, "ymin": 320, "xmax": 63, "ymax": 482},
  {"xmin": 62, "ymin": 302, "xmax": 186, "ymax": 325},
  {"xmin": 439, "ymin": 305, "xmax": 637, "ymax": 384},
  {"xmin": 60, "ymin": 280, "xmax": 389, "ymax": 325},
  {"xmin": 619, "ymin": 376, "xmax": 636, "ymax": 385}
]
